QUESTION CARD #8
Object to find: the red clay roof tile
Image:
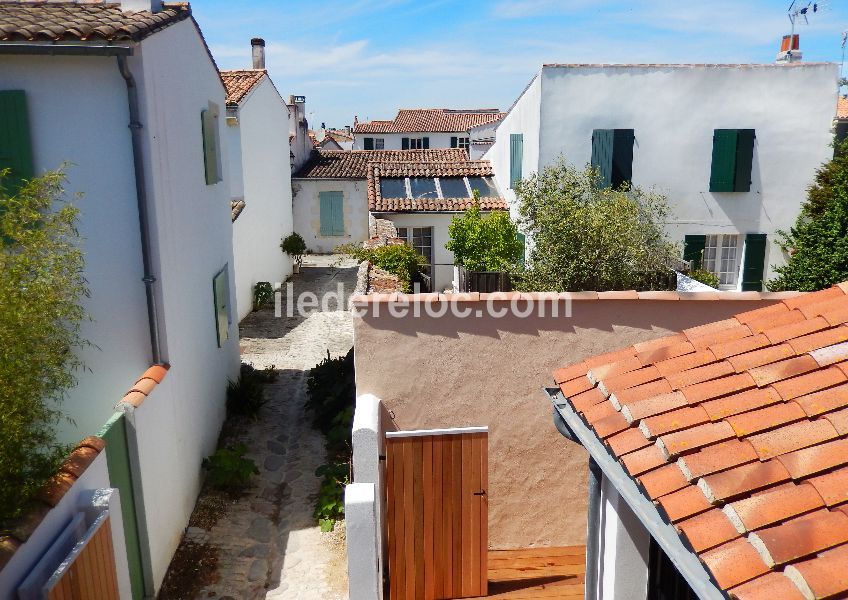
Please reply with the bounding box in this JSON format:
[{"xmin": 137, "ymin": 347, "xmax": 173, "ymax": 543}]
[
  {"xmin": 611, "ymin": 378, "xmax": 674, "ymax": 406},
  {"xmin": 677, "ymin": 509, "xmax": 740, "ymax": 552},
  {"xmin": 726, "ymin": 345, "xmax": 794, "ymax": 373},
  {"xmin": 821, "ymin": 407, "xmax": 848, "ymax": 435},
  {"xmin": 585, "ymin": 347, "xmax": 637, "ymax": 369},
  {"xmin": 699, "ymin": 460, "xmax": 791, "ymax": 503},
  {"xmin": 60, "ymin": 446, "xmax": 99, "ymax": 478},
  {"xmin": 749, "ymin": 509, "xmax": 848, "ymax": 567},
  {"xmin": 638, "ymin": 341, "xmax": 696, "ymax": 366},
  {"xmin": 726, "ymin": 401, "xmax": 806, "ymax": 437},
  {"xmin": 583, "ymin": 400, "xmax": 617, "ymax": 424},
  {"xmin": 809, "ymin": 341, "xmax": 848, "ymax": 367},
  {"xmin": 657, "ymin": 421, "xmax": 735, "ymax": 458},
  {"xmin": 599, "ymin": 366, "xmax": 662, "ymax": 395},
  {"xmin": 761, "ymin": 315, "xmax": 829, "ymax": 345},
  {"xmin": 640, "ymin": 406, "xmax": 710, "ymax": 438},
  {"xmin": 782, "ymin": 286, "xmax": 845, "ymax": 310},
  {"xmin": 734, "ymin": 302, "xmax": 791, "ymax": 326},
  {"xmin": 747, "ymin": 308, "xmax": 806, "ymax": 335},
  {"xmin": 794, "ymin": 382, "xmax": 848, "ymax": 417},
  {"xmin": 680, "ymin": 373, "xmax": 757, "ymax": 405},
  {"xmin": 141, "ymin": 364, "xmax": 169, "ymax": 384},
  {"xmin": 783, "ymin": 542, "xmax": 848, "ymax": 600},
  {"xmin": 819, "ymin": 300, "xmax": 848, "ymax": 326},
  {"xmin": 606, "ymin": 427, "xmax": 651, "ymax": 456},
  {"xmin": 633, "ymin": 333, "xmax": 687, "ymax": 354},
  {"xmin": 666, "ymin": 361, "xmax": 735, "ymax": 390},
  {"xmin": 592, "ymin": 411, "xmax": 630, "ymax": 439},
  {"xmin": 747, "ymin": 419, "xmax": 838, "ymax": 460},
  {"xmin": 683, "ymin": 318, "xmax": 742, "ymax": 342},
  {"xmin": 729, "ymin": 572, "xmax": 806, "ymax": 600},
  {"xmin": 657, "ymin": 485, "xmax": 714, "ymax": 523},
  {"xmin": 638, "ymin": 463, "xmax": 690, "ymax": 498},
  {"xmin": 677, "ymin": 439, "xmax": 758, "ymax": 481},
  {"xmin": 559, "ymin": 376, "xmax": 594, "ymax": 399},
  {"xmin": 723, "ymin": 483, "xmax": 824, "ymax": 532},
  {"xmin": 701, "ymin": 388, "xmax": 783, "ymax": 422},
  {"xmin": 709, "ymin": 334, "xmax": 770, "ymax": 360},
  {"xmin": 776, "ymin": 438, "xmax": 848, "ymax": 479},
  {"xmin": 806, "ymin": 469, "xmax": 848, "ymax": 507},
  {"xmin": 569, "ymin": 387, "xmax": 607, "ymax": 413},
  {"xmin": 797, "ymin": 294, "xmax": 848, "ymax": 320},
  {"xmin": 620, "ymin": 444, "xmax": 667, "ymax": 476},
  {"xmin": 787, "ymin": 326, "xmax": 848, "ymax": 355},
  {"xmin": 689, "ymin": 325, "xmax": 753, "ymax": 351},
  {"xmin": 701, "ymin": 538, "xmax": 770, "ymax": 589},
  {"xmin": 770, "ymin": 366, "xmax": 847, "ymax": 400},
  {"xmin": 588, "ymin": 355, "xmax": 643, "ymax": 382},
  {"xmin": 654, "ymin": 349, "xmax": 716, "ymax": 377},
  {"xmin": 620, "ymin": 391, "xmax": 688, "ymax": 424},
  {"xmin": 554, "ymin": 362, "xmax": 590, "ymax": 384},
  {"xmin": 748, "ymin": 355, "xmax": 819, "ymax": 387}
]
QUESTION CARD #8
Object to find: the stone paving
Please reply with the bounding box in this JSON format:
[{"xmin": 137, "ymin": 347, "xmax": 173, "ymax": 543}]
[{"xmin": 182, "ymin": 255, "xmax": 358, "ymax": 600}]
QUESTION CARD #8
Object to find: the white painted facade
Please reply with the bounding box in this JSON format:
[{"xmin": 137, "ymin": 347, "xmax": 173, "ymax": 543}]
[
  {"xmin": 353, "ymin": 132, "xmax": 468, "ymax": 151},
  {"xmin": 1, "ymin": 15, "xmax": 240, "ymax": 594},
  {"xmin": 291, "ymin": 178, "xmax": 369, "ymax": 253},
  {"xmin": 227, "ymin": 75, "xmax": 294, "ymax": 321},
  {"xmin": 288, "ymin": 96, "xmax": 313, "ymax": 173},
  {"xmin": 486, "ymin": 64, "xmax": 838, "ymax": 288}
]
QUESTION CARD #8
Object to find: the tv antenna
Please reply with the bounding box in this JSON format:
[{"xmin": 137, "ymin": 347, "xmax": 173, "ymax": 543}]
[{"xmin": 782, "ymin": 1, "xmax": 826, "ymax": 61}]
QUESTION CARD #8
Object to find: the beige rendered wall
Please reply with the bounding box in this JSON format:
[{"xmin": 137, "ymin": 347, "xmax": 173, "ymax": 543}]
[{"xmin": 352, "ymin": 292, "xmax": 794, "ymax": 549}]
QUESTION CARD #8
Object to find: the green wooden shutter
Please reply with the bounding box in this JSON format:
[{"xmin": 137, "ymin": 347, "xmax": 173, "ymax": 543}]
[
  {"xmin": 517, "ymin": 232, "xmax": 526, "ymax": 267},
  {"xmin": 741, "ymin": 233, "xmax": 767, "ymax": 291},
  {"xmin": 591, "ymin": 129, "xmax": 614, "ymax": 188},
  {"xmin": 734, "ymin": 129, "xmax": 755, "ymax": 192},
  {"xmin": 710, "ymin": 129, "xmax": 738, "ymax": 192},
  {"xmin": 683, "ymin": 235, "xmax": 707, "ymax": 269},
  {"xmin": 450, "ymin": 136, "xmax": 458, "ymax": 148},
  {"xmin": 509, "ymin": 133, "xmax": 523, "ymax": 188},
  {"xmin": 364, "ymin": 137, "xmax": 374, "ymax": 150},
  {"xmin": 611, "ymin": 129, "xmax": 635, "ymax": 188},
  {"xmin": 201, "ymin": 103, "xmax": 222, "ymax": 185},
  {"xmin": 319, "ymin": 191, "xmax": 332, "ymax": 235},
  {"xmin": 331, "ymin": 192, "xmax": 344, "ymax": 235},
  {"xmin": 402, "ymin": 137, "xmax": 410, "ymax": 150},
  {"xmin": 0, "ymin": 90, "xmax": 34, "ymax": 191},
  {"xmin": 423, "ymin": 137, "xmax": 430, "ymax": 149},
  {"xmin": 212, "ymin": 266, "xmax": 229, "ymax": 346}
]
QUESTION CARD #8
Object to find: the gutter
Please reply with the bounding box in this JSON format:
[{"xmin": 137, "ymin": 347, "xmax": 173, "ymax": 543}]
[
  {"xmin": 543, "ymin": 387, "xmax": 727, "ymax": 600},
  {"xmin": 0, "ymin": 43, "xmax": 132, "ymax": 56}
]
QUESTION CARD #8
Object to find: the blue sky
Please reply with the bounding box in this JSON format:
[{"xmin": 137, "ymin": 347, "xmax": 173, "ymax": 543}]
[{"xmin": 194, "ymin": 0, "xmax": 848, "ymax": 128}]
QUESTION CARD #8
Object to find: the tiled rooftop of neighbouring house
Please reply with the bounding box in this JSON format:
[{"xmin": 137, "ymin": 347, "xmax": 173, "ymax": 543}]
[
  {"xmin": 838, "ymin": 97, "xmax": 848, "ymax": 120},
  {"xmin": 220, "ymin": 69, "xmax": 266, "ymax": 105},
  {"xmin": 292, "ymin": 149, "xmax": 469, "ymax": 179},
  {"xmin": 553, "ymin": 283, "xmax": 848, "ymax": 599},
  {"xmin": 0, "ymin": 1, "xmax": 192, "ymax": 42},
  {"xmin": 353, "ymin": 108, "xmax": 505, "ymax": 134}
]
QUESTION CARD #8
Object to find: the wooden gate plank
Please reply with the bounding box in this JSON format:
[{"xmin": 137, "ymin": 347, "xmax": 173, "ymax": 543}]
[
  {"xmin": 423, "ymin": 436, "xmax": 435, "ymax": 600},
  {"xmin": 386, "ymin": 438, "xmax": 398, "ymax": 600},
  {"xmin": 432, "ymin": 436, "xmax": 443, "ymax": 599},
  {"xmin": 413, "ymin": 438, "xmax": 425, "ymax": 600},
  {"xmin": 470, "ymin": 433, "xmax": 482, "ymax": 597},
  {"xmin": 461, "ymin": 433, "xmax": 473, "ymax": 598},
  {"xmin": 451, "ymin": 434, "xmax": 463, "ymax": 597},
  {"xmin": 403, "ymin": 438, "xmax": 416, "ymax": 600},
  {"xmin": 480, "ymin": 432, "xmax": 489, "ymax": 595}
]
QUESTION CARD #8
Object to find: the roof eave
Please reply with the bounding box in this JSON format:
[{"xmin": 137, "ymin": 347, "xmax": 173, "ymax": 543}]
[{"xmin": 0, "ymin": 41, "xmax": 134, "ymax": 56}]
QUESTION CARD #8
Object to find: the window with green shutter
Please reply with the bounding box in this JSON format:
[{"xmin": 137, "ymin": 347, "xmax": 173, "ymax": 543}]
[
  {"xmin": 0, "ymin": 90, "xmax": 34, "ymax": 192},
  {"xmin": 450, "ymin": 136, "xmax": 458, "ymax": 148},
  {"xmin": 710, "ymin": 129, "xmax": 755, "ymax": 192},
  {"xmin": 422, "ymin": 137, "xmax": 430, "ymax": 149},
  {"xmin": 402, "ymin": 137, "xmax": 410, "ymax": 150},
  {"xmin": 509, "ymin": 133, "xmax": 523, "ymax": 189},
  {"xmin": 591, "ymin": 129, "xmax": 634, "ymax": 189},
  {"xmin": 363, "ymin": 137, "xmax": 374, "ymax": 150},
  {"xmin": 212, "ymin": 265, "xmax": 230, "ymax": 347},
  {"xmin": 683, "ymin": 235, "xmax": 707, "ymax": 269},
  {"xmin": 741, "ymin": 233, "xmax": 767, "ymax": 291},
  {"xmin": 201, "ymin": 101, "xmax": 222, "ymax": 185},
  {"xmin": 319, "ymin": 191, "xmax": 344, "ymax": 236}
]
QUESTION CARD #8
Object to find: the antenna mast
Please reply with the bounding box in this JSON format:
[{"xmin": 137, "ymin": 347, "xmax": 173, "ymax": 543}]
[{"xmin": 780, "ymin": 1, "xmax": 823, "ymax": 62}]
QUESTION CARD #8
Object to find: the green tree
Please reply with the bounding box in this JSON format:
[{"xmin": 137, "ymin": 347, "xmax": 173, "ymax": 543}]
[
  {"xmin": 446, "ymin": 193, "xmax": 523, "ymax": 272},
  {"xmin": 769, "ymin": 141, "xmax": 848, "ymax": 291},
  {"xmin": 0, "ymin": 169, "xmax": 88, "ymax": 523},
  {"xmin": 515, "ymin": 160, "xmax": 677, "ymax": 292}
]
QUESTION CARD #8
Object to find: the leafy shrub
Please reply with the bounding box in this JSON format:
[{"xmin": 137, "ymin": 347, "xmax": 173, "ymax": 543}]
[
  {"xmin": 688, "ymin": 268, "xmax": 720, "ymax": 289},
  {"xmin": 337, "ymin": 243, "xmax": 427, "ymax": 292},
  {"xmin": 446, "ymin": 193, "xmax": 523, "ymax": 271},
  {"xmin": 202, "ymin": 445, "xmax": 258, "ymax": 489},
  {"xmin": 226, "ymin": 363, "xmax": 276, "ymax": 417},
  {"xmin": 253, "ymin": 281, "xmax": 274, "ymax": 311},
  {"xmin": 0, "ymin": 169, "xmax": 87, "ymax": 523},
  {"xmin": 281, "ymin": 232, "xmax": 307, "ymax": 267},
  {"xmin": 313, "ymin": 461, "xmax": 350, "ymax": 531}
]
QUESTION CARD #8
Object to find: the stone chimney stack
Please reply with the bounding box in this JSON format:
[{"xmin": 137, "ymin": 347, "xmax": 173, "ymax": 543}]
[
  {"xmin": 251, "ymin": 38, "xmax": 266, "ymax": 70},
  {"xmin": 121, "ymin": 0, "xmax": 162, "ymax": 12}
]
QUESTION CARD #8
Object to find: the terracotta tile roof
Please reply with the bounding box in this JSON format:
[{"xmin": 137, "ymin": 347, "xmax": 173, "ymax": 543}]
[
  {"xmin": 231, "ymin": 199, "xmax": 245, "ymax": 222},
  {"xmin": 220, "ymin": 69, "xmax": 266, "ymax": 105},
  {"xmin": 553, "ymin": 284, "xmax": 848, "ymax": 599},
  {"xmin": 354, "ymin": 108, "xmax": 505, "ymax": 134},
  {"xmin": 0, "ymin": 1, "xmax": 192, "ymax": 42},
  {"xmin": 367, "ymin": 160, "xmax": 507, "ymax": 213},
  {"xmin": 292, "ymin": 149, "xmax": 469, "ymax": 179},
  {"xmin": 838, "ymin": 97, "xmax": 848, "ymax": 119}
]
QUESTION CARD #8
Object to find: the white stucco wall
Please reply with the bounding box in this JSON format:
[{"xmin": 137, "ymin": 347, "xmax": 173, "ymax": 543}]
[
  {"xmin": 598, "ymin": 478, "xmax": 651, "ymax": 600},
  {"xmin": 0, "ymin": 54, "xmax": 152, "ymax": 443},
  {"xmin": 380, "ymin": 212, "xmax": 458, "ymax": 292},
  {"xmin": 353, "ymin": 131, "xmax": 468, "ymax": 151},
  {"xmin": 484, "ymin": 73, "xmax": 542, "ymax": 221},
  {"xmin": 229, "ymin": 76, "xmax": 294, "ymax": 321},
  {"xmin": 291, "ymin": 178, "xmax": 370, "ymax": 253}
]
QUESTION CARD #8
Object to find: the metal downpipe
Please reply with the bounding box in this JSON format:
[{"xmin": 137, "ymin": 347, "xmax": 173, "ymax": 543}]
[
  {"xmin": 117, "ymin": 54, "xmax": 162, "ymax": 365},
  {"xmin": 585, "ymin": 457, "xmax": 603, "ymax": 600}
]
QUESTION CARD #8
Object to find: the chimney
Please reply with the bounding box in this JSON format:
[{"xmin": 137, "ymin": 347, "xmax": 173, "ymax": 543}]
[
  {"xmin": 121, "ymin": 0, "xmax": 162, "ymax": 12},
  {"xmin": 776, "ymin": 34, "xmax": 802, "ymax": 63},
  {"xmin": 251, "ymin": 37, "xmax": 266, "ymax": 70}
]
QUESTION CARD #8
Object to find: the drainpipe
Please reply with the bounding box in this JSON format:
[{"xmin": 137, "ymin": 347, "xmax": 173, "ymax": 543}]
[
  {"xmin": 117, "ymin": 54, "xmax": 163, "ymax": 365},
  {"xmin": 585, "ymin": 458, "xmax": 603, "ymax": 600}
]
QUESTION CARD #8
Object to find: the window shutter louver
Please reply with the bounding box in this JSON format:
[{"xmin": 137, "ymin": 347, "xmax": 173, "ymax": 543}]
[
  {"xmin": 683, "ymin": 235, "xmax": 707, "ymax": 269},
  {"xmin": 741, "ymin": 233, "xmax": 767, "ymax": 291},
  {"xmin": 0, "ymin": 90, "xmax": 34, "ymax": 191},
  {"xmin": 364, "ymin": 137, "xmax": 374, "ymax": 150},
  {"xmin": 332, "ymin": 192, "xmax": 344, "ymax": 235},
  {"xmin": 402, "ymin": 137, "xmax": 410, "ymax": 150},
  {"xmin": 319, "ymin": 192, "xmax": 332, "ymax": 235},
  {"xmin": 509, "ymin": 133, "xmax": 523, "ymax": 188},
  {"xmin": 710, "ymin": 129, "xmax": 739, "ymax": 192},
  {"xmin": 591, "ymin": 129, "xmax": 614, "ymax": 188},
  {"xmin": 611, "ymin": 129, "xmax": 635, "ymax": 188},
  {"xmin": 423, "ymin": 137, "xmax": 430, "ymax": 149},
  {"xmin": 734, "ymin": 129, "xmax": 755, "ymax": 192},
  {"xmin": 320, "ymin": 191, "xmax": 344, "ymax": 236},
  {"xmin": 450, "ymin": 136, "xmax": 458, "ymax": 148}
]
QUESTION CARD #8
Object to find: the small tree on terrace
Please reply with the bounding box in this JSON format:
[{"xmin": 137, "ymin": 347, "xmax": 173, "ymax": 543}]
[
  {"xmin": 446, "ymin": 193, "xmax": 523, "ymax": 272},
  {"xmin": 515, "ymin": 160, "xmax": 677, "ymax": 291},
  {"xmin": 768, "ymin": 140, "xmax": 848, "ymax": 291},
  {"xmin": 0, "ymin": 169, "xmax": 88, "ymax": 522}
]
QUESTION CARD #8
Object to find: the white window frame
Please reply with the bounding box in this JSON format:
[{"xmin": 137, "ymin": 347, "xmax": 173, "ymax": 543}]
[
  {"xmin": 457, "ymin": 137, "xmax": 470, "ymax": 149},
  {"xmin": 408, "ymin": 138, "xmax": 424, "ymax": 150},
  {"xmin": 703, "ymin": 234, "xmax": 741, "ymax": 289},
  {"xmin": 375, "ymin": 138, "xmax": 385, "ymax": 150},
  {"xmin": 396, "ymin": 226, "xmax": 434, "ymax": 270}
]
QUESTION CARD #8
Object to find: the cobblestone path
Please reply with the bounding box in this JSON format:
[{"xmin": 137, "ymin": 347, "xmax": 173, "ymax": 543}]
[{"xmin": 177, "ymin": 255, "xmax": 358, "ymax": 599}]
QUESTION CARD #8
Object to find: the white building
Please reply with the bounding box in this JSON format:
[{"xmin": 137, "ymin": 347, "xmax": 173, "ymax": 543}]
[
  {"xmin": 288, "ymin": 94, "xmax": 314, "ymax": 173},
  {"xmin": 353, "ymin": 108, "xmax": 504, "ymax": 153},
  {"xmin": 292, "ymin": 149, "xmax": 506, "ymax": 291},
  {"xmin": 222, "ymin": 39, "xmax": 294, "ymax": 321},
  {"xmin": 0, "ymin": 0, "xmax": 239, "ymax": 593},
  {"xmin": 486, "ymin": 62, "xmax": 839, "ymax": 291}
]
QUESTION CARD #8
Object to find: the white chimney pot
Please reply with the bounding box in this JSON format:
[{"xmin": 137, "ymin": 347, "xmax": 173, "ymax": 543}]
[
  {"xmin": 121, "ymin": 0, "xmax": 161, "ymax": 13},
  {"xmin": 251, "ymin": 38, "xmax": 266, "ymax": 70}
]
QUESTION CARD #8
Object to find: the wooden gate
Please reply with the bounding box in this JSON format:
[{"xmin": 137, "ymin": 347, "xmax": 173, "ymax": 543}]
[
  {"xmin": 385, "ymin": 427, "xmax": 488, "ymax": 600},
  {"xmin": 46, "ymin": 511, "xmax": 120, "ymax": 599}
]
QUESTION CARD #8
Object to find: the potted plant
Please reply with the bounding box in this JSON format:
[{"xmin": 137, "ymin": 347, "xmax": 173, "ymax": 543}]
[{"xmin": 281, "ymin": 232, "xmax": 306, "ymax": 274}]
